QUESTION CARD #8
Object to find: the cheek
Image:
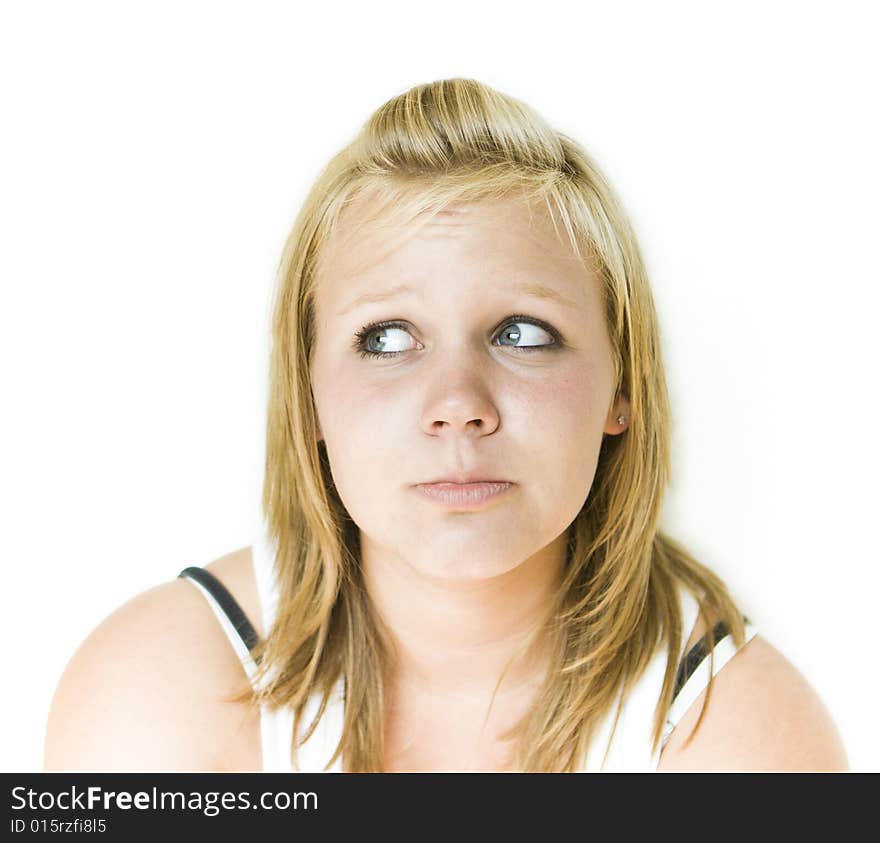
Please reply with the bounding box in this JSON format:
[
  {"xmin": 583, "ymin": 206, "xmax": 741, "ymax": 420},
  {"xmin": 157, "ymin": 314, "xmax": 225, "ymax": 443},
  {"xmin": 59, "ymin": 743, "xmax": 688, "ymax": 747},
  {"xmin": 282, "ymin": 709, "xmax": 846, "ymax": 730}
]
[
  {"xmin": 311, "ymin": 359, "xmax": 414, "ymax": 513},
  {"xmin": 312, "ymin": 351, "xmax": 611, "ymax": 530},
  {"xmin": 316, "ymin": 359, "xmax": 413, "ymax": 448},
  {"xmin": 516, "ymin": 360, "xmax": 607, "ymax": 442},
  {"xmin": 510, "ymin": 361, "xmax": 609, "ymax": 506}
]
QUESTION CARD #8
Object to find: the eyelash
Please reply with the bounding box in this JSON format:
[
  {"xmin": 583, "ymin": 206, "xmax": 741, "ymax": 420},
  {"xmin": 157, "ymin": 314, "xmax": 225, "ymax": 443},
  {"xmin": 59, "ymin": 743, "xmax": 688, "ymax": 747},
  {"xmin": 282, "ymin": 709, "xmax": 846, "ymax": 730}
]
[{"xmin": 351, "ymin": 315, "xmax": 562, "ymax": 360}]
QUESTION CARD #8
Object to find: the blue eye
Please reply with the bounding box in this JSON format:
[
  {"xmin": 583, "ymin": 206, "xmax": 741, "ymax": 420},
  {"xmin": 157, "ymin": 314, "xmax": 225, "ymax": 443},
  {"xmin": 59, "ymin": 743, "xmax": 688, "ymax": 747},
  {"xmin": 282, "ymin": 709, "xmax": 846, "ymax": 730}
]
[
  {"xmin": 495, "ymin": 320, "xmax": 556, "ymax": 349},
  {"xmin": 352, "ymin": 315, "xmax": 559, "ymax": 360},
  {"xmin": 353, "ymin": 322, "xmax": 416, "ymax": 358}
]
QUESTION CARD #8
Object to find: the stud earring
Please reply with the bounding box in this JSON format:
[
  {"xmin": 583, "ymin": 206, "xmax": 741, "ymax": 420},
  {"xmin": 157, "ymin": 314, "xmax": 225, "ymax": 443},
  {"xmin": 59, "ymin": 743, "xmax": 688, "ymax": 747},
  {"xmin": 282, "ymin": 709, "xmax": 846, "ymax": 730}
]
[{"xmin": 617, "ymin": 415, "xmax": 627, "ymax": 425}]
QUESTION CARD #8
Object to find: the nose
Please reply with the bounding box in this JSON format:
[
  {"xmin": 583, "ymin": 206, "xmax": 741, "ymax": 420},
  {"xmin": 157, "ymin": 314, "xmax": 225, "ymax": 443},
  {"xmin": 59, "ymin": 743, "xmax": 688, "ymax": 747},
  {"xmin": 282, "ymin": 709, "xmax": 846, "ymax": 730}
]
[{"xmin": 419, "ymin": 362, "xmax": 501, "ymax": 439}]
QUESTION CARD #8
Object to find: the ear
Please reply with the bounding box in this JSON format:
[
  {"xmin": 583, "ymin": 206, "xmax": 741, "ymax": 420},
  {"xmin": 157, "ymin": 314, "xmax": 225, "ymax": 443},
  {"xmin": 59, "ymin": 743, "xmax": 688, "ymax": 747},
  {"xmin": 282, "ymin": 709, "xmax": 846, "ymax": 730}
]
[{"xmin": 603, "ymin": 392, "xmax": 631, "ymax": 436}]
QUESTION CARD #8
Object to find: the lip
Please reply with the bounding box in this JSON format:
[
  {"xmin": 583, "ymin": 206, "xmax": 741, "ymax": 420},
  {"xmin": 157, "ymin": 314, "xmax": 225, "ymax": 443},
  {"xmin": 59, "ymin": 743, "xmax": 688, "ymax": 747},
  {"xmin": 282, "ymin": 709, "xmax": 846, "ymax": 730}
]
[
  {"xmin": 418, "ymin": 472, "xmax": 510, "ymax": 485},
  {"xmin": 412, "ymin": 481, "xmax": 515, "ymax": 511}
]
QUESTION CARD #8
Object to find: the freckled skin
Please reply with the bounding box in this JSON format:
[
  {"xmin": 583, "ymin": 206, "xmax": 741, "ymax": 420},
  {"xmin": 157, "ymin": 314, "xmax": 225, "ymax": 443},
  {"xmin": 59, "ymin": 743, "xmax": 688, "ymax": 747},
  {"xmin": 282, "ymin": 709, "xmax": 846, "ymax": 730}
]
[{"xmin": 310, "ymin": 196, "xmax": 628, "ymax": 588}]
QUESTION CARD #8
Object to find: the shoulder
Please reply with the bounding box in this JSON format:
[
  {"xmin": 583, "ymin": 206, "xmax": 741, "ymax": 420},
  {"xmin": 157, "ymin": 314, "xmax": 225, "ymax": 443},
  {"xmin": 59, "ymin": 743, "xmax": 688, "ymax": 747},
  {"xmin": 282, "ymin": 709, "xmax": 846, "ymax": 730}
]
[
  {"xmin": 656, "ymin": 611, "xmax": 849, "ymax": 771},
  {"xmin": 44, "ymin": 546, "xmax": 263, "ymax": 772}
]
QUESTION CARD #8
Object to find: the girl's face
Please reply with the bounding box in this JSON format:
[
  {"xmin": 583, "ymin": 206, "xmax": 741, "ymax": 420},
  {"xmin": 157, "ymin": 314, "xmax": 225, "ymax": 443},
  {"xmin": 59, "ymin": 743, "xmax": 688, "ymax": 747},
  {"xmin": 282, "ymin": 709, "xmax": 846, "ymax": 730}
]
[{"xmin": 309, "ymin": 194, "xmax": 629, "ymax": 582}]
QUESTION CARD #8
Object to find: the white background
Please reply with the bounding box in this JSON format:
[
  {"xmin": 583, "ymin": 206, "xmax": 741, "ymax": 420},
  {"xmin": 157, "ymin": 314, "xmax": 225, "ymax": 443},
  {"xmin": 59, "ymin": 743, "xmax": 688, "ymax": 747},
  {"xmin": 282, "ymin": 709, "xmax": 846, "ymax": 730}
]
[{"xmin": 2, "ymin": 1, "xmax": 877, "ymax": 771}]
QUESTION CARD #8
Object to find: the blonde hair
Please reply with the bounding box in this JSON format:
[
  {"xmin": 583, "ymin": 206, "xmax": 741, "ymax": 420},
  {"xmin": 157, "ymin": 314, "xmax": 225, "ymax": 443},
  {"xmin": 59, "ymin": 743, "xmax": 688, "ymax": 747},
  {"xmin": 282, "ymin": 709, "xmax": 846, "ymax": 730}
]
[{"xmin": 241, "ymin": 78, "xmax": 745, "ymax": 771}]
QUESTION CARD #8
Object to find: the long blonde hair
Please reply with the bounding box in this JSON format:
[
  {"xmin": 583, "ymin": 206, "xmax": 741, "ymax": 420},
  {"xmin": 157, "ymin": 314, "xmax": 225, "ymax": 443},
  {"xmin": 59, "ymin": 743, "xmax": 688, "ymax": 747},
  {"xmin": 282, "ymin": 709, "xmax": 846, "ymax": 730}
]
[{"xmin": 242, "ymin": 78, "xmax": 745, "ymax": 771}]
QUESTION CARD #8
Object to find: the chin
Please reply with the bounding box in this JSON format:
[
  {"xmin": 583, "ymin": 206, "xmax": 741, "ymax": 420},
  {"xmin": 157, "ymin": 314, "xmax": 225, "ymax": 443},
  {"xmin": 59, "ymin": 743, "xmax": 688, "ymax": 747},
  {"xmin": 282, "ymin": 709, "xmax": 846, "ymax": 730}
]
[{"xmin": 407, "ymin": 549, "xmax": 527, "ymax": 583}]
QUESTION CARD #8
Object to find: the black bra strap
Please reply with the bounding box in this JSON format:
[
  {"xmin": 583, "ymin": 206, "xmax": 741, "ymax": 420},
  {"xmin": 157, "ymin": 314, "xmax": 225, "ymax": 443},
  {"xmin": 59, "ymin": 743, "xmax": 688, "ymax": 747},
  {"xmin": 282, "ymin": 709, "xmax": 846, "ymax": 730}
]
[
  {"xmin": 671, "ymin": 615, "xmax": 750, "ymax": 702},
  {"xmin": 178, "ymin": 566, "xmax": 261, "ymax": 655}
]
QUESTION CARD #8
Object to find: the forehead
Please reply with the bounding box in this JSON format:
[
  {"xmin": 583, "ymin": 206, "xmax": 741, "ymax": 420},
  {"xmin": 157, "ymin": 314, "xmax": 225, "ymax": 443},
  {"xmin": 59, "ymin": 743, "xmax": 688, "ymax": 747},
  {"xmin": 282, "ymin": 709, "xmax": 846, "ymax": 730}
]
[{"xmin": 315, "ymin": 192, "xmax": 590, "ymax": 300}]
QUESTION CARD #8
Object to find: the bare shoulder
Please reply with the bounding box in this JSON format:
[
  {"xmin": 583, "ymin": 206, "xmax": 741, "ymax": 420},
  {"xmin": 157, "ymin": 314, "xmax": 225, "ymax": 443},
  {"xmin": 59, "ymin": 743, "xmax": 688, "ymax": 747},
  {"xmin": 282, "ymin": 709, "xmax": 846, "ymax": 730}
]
[
  {"xmin": 44, "ymin": 546, "xmax": 263, "ymax": 772},
  {"xmin": 657, "ymin": 611, "xmax": 849, "ymax": 772}
]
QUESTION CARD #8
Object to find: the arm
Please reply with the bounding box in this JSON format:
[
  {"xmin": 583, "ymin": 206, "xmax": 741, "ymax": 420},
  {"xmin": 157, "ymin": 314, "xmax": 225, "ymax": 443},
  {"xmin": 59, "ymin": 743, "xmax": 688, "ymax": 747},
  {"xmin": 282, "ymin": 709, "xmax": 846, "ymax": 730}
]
[
  {"xmin": 657, "ymin": 631, "xmax": 848, "ymax": 772},
  {"xmin": 43, "ymin": 577, "xmax": 259, "ymax": 772}
]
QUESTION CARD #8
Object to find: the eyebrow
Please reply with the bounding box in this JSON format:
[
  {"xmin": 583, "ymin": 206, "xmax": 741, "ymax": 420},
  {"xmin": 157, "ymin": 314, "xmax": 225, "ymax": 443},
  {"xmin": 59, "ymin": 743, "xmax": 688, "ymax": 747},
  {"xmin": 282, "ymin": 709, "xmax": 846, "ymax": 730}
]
[{"xmin": 337, "ymin": 281, "xmax": 579, "ymax": 317}]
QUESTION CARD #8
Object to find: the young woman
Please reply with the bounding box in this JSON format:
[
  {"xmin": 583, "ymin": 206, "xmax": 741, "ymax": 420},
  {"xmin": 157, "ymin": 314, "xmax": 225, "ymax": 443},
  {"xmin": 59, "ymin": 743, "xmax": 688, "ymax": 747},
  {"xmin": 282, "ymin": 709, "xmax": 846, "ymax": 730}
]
[{"xmin": 44, "ymin": 78, "xmax": 847, "ymax": 772}]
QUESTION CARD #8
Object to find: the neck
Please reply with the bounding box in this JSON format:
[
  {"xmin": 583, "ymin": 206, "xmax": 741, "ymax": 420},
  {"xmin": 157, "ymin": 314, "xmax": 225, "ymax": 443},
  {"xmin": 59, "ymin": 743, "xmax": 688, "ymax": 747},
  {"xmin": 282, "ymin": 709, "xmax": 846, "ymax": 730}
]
[{"xmin": 360, "ymin": 531, "xmax": 567, "ymax": 701}]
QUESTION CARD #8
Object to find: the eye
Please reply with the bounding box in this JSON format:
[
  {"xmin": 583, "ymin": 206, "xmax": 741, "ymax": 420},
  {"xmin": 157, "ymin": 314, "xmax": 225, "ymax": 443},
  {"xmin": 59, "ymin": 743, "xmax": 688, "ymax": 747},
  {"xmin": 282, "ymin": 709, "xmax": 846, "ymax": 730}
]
[
  {"xmin": 352, "ymin": 320, "xmax": 418, "ymax": 359},
  {"xmin": 351, "ymin": 315, "xmax": 560, "ymax": 360},
  {"xmin": 494, "ymin": 317, "xmax": 558, "ymax": 351}
]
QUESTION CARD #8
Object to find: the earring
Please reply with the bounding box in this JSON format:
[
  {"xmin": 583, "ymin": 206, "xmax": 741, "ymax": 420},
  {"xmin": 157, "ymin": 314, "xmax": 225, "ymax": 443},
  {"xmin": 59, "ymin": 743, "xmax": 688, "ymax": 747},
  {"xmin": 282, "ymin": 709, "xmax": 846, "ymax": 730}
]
[{"xmin": 617, "ymin": 415, "xmax": 627, "ymax": 425}]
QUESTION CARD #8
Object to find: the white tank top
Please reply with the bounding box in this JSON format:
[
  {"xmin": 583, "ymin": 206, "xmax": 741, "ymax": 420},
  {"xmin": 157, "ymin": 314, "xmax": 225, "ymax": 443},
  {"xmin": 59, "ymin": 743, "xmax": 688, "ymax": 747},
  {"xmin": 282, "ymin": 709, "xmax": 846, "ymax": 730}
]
[{"xmin": 182, "ymin": 531, "xmax": 757, "ymax": 772}]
